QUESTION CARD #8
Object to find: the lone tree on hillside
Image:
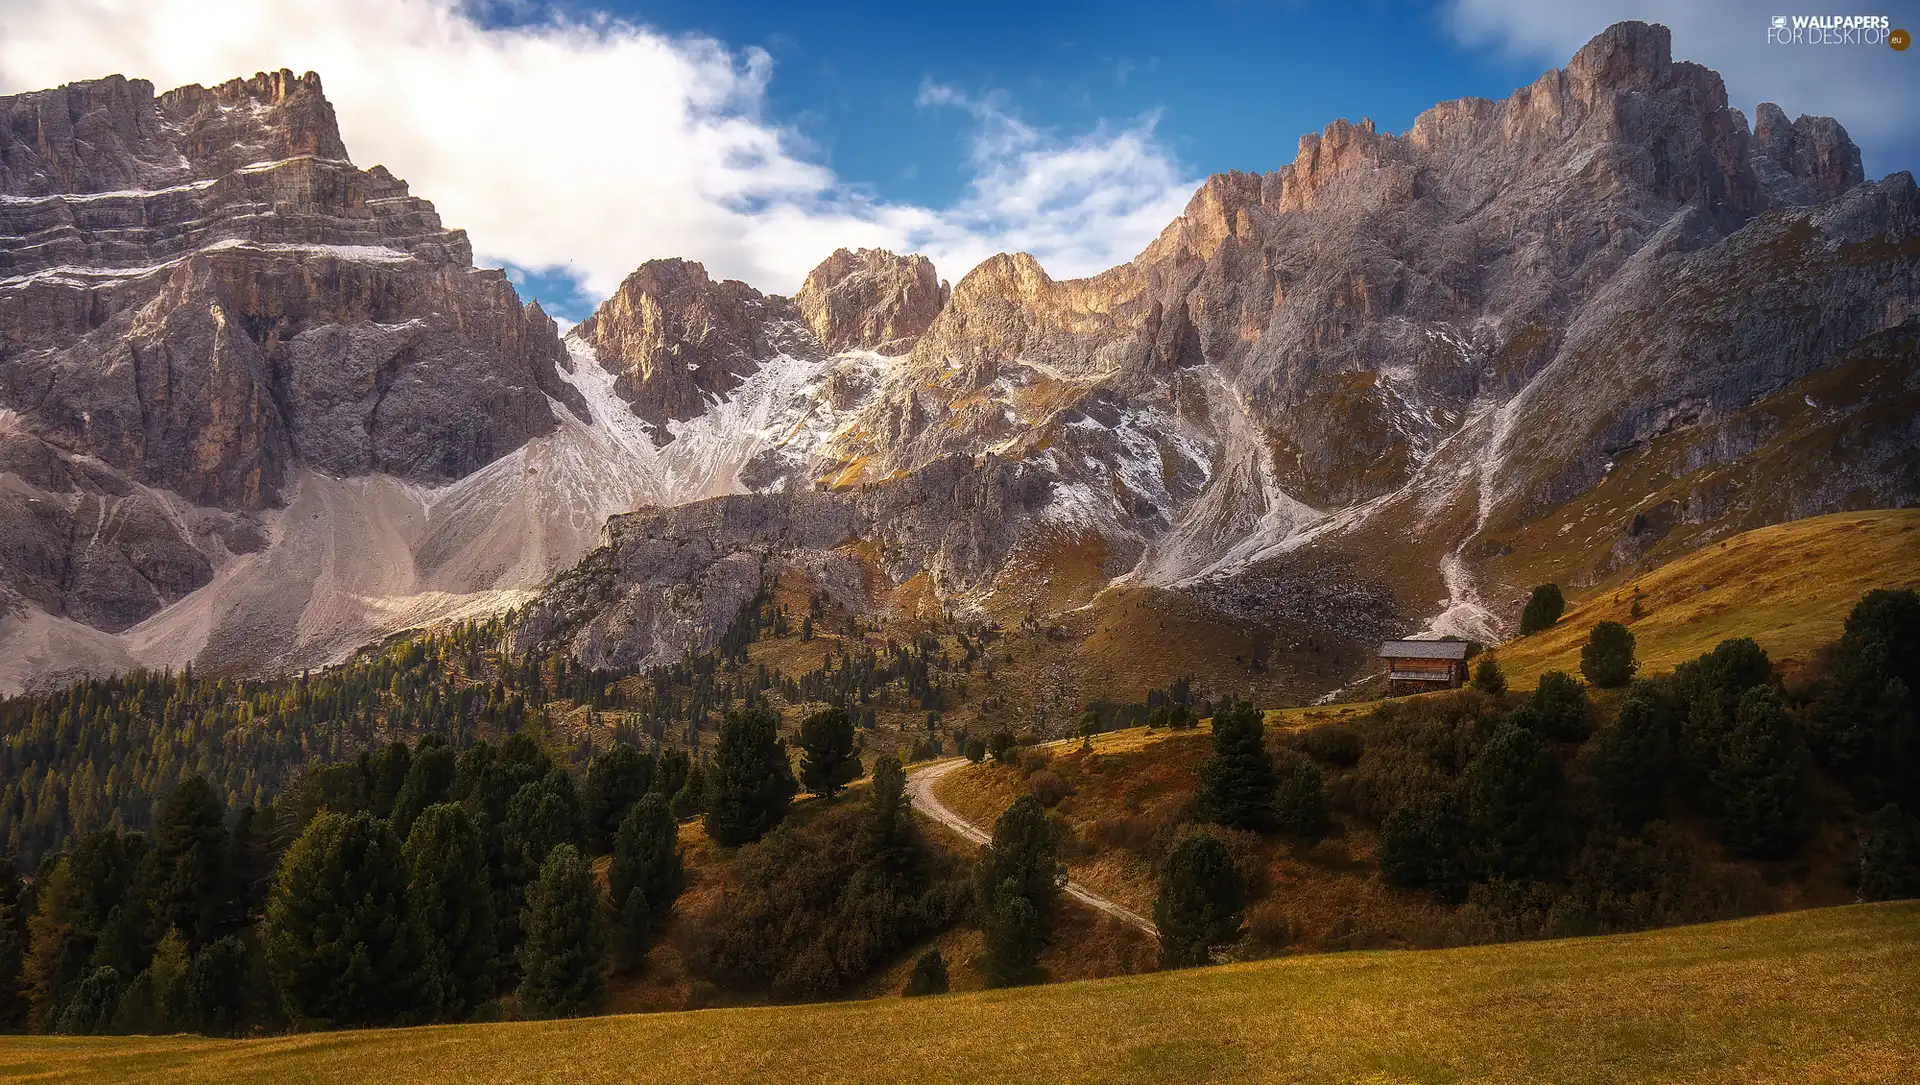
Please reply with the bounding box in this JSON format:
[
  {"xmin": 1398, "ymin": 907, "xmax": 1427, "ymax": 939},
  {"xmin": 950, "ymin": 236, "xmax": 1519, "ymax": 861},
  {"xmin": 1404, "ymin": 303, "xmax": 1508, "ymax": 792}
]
[
  {"xmin": 1199, "ymin": 702, "xmax": 1278, "ymax": 832},
  {"xmin": 704, "ymin": 707, "xmax": 798, "ymax": 847},
  {"xmin": 798, "ymin": 707, "xmax": 861, "ymax": 799},
  {"xmin": 1581, "ymin": 621, "xmax": 1638, "ymax": 688},
  {"xmin": 975, "ymin": 795, "xmax": 1065, "ymax": 988},
  {"xmin": 517, "ymin": 845, "xmax": 606, "ymax": 1018},
  {"xmin": 1154, "ymin": 834, "xmax": 1246, "ymax": 969},
  {"xmin": 1519, "ymin": 584, "xmax": 1566, "ymax": 634},
  {"xmin": 1470, "ymin": 656, "xmax": 1508, "ymax": 696}
]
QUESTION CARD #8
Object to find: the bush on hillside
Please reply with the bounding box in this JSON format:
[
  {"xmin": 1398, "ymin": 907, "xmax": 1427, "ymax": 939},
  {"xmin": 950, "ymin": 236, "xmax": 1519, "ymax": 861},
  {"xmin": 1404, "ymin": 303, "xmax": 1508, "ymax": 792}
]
[
  {"xmin": 1300, "ymin": 722, "xmax": 1363, "ymax": 767},
  {"xmin": 903, "ymin": 950, "xmax": 950, "ymax": 997},
  {"xmin": 1805, "ymin": 588, "xmax": 1920, "ymax": 808},
  {"xmin": 1199, "ymin": 703, "xmax": 1278, "ymax": 832},
  {"xmin": 1470, "ymin": 657, "xmax": 1508, "ymax": 696},
  {"xmin": 1578, "ymin": 680, "xmax": 1678, "ymax": 830},
  {"xmin": 1519, "ymin": 584, "xmax": 1566, "ymax": 634},
  {"xmin": 1272, "ymin": 757, "xmax": 1328, "ymax": 840},
  {"xmin": 1523, "ymin": 671, "xmax": 1590, "ymax": 741},
  {"xmin": 1581, "ymin": 621, "xmax": 1638, "ymax": 688},
  {"xmin": 1378, "ymin": 791, "xmax": 1471, "ymax": 903}
]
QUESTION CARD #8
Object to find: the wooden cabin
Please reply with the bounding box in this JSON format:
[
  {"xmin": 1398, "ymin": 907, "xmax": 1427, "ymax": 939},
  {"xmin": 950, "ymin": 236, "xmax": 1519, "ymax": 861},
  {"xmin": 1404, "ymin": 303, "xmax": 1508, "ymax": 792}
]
[{"xmin": 1379, "ymin": 639, "xmax": 1472, "ymax": 695}]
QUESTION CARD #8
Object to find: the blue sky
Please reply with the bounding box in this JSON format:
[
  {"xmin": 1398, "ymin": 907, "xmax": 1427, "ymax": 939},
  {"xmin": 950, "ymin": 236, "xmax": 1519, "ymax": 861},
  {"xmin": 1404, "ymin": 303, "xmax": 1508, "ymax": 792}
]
[{"xmin": 3, "ymin": 0, "xmax": 1914, "ymax": 321}]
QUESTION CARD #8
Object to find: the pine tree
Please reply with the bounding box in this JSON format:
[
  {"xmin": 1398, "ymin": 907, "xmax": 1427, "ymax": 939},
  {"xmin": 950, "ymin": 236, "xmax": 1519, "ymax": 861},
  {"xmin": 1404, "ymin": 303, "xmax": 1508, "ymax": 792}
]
[
  {"xmin": 1711, "ymin": 687, "xmax": 1807, "ymax": 858},
  {"xmin": 0, "ymin": 858, "xmax": 28, "ymax": 1029},
  {"xmin": 979, "ymin": 881, "xmax": 1043, "ymax": 989},
  {"xmin": 1273, "ymin": 757, "xmax": 1328, "ymax": 839},
  {"xmin": 517, "ymin": 845, "xmax": 605, "ymax": 1018},
  {"xmin": 1519, "ymin": 584, "xmax": 1566, "ymax": 634},
  {"xmin": 1199, "ymin": 702, "xmax": 1278, "ymax": 832},
  {"xmin": 975, "ymin": 795, "xmax": 1063, "ymax": 988},
  {"xmin": 1470, "ymin": 656, "xmax": 1508, "ymax": 696},
  {"xmin": 670, "ymin": 761, "xmax": 708, "ymax": 821},
  {"xmin": 798, "ymin": 707, "xmax": 860, "ymax": 800},
  {"xmin": 391, "ymin": 736, "xmax": 457, "ymax": 841},
  {"xmin": 903, "ymin": 949, "xmax": 949, "ymax": 997},
  {"xmin": 1525, "ymin": 671, "xmax": 1590, "ymax": 741},
  {"xmin": 1583, "ymin": 680, "xmax": 1677, "ymax": 829},
  {"xmin": 505, "ymin": 769, "xmax": 588, "ymax": 872},
  {"xmin": 1806, "ymin": 589, "xmax": 1920, "ymax": 807},
  {"xmin": 404, "ymin": 803, "xmax": 496, "ymax": 1019},
  {"xmin": 861, "ymin": 756, "xmax": 917, "ymax": 877},
  {"xmin": 177, "ymin": 936, "xmax": 251, "ymax": 1037},
  {"xmin": 584, "ymin": 744, "xmax": 654, "ymax": 853},
  {"xmin": 155, "ymin": 776, "xmax": 228, "ymax": 947},
  {"xmin": 264, "ymin": 812, "xmax": 423, "ymax": 1027},
  {"xmin": 609, "ymin": 795, "xmax": 681, "ymax": 972},
  {"xmin": 1859, "ymin": 804, "xmax": 1920, "ymax": 900},
  {"xmin": 1581, "ymin": 621, "xmax": 1638, "ymax": 688},
  {"xmin": 1378, "ymin": 791, "xmax": 1471, "ymax": 902},
  {"xmin": 1462, "ymin": 723, "xmax": 1565, "ymax": 880},
  {"xmin": 704, "ymin": 708, "xmax": 798, "ymax": 847},
  {"xmin": 1154, "ymin": 834, "xmax": 1246, "ymax": 969}
]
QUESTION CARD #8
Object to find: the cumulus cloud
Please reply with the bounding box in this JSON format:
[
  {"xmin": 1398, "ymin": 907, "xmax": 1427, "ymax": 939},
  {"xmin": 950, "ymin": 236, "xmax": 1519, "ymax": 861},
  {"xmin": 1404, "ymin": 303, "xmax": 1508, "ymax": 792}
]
[
  {"xmin": 0, "ymin": 0, "xmax": 1202, "ymax": 314},
  {"xmin": 1444, "ymin": 0, "xmax": 1919, "ymax": 177}
]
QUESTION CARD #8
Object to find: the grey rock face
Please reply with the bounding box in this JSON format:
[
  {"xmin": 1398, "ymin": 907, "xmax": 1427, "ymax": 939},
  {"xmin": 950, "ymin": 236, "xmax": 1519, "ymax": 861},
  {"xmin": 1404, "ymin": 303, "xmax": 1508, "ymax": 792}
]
[{"xmin": 0, "ymin": 69, "xmax": 575, "ymax": 633}]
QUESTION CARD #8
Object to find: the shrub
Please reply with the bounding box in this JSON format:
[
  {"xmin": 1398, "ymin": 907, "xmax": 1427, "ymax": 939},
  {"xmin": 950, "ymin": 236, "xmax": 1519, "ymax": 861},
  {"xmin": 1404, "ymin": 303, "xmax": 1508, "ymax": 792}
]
[
  {"xmin": 965, "ymin": 739, "xmax": 988, "ymax": 763},
  {"xmin": 989, "ymin": 730, "xmax": 1018, "ymax": 765},
  {"xmin": 1154, "ymin": 834, "xmax": 1246, "ymax": 969},
  {"xmin": 1462, "ymin": 724, "xmax": 1566, "ymax": 881},
  {"xmin": 1198, "ymin": 703, "xmax": 1278, "ymax": 832},
  {"xmin": 1300, "ymin": 722, "xmax": 1363, "ymax": 767},
  {"xmin": 1519, "ymin": 584, "xmax": 1565, "ymax": 634},
  {"xmin": 1580, "ymin": 621, "xmax": 1637, "ymax": 688},
  {"xmin": 903, "ymin": 950, "xmax": 950, "ymax": 997},
  {"xmin": 1027, "ymin": 769, "xmax": 1072, "ymax": 808},
  {"xmin": 1470, "ymin": 657, "xmax": 1508, "ymax": 696},
  {"xmin": 1527, "ymin": 671, "xmax": 1590, "ymax": 741}
]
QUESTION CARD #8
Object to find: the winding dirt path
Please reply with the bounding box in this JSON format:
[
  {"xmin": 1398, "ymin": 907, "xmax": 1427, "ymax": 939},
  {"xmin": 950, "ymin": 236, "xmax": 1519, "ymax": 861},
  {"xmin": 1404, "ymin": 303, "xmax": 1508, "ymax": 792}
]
[{"xmin": 906, "ymin": 758, "xmax": 1161, "ymax": 940}]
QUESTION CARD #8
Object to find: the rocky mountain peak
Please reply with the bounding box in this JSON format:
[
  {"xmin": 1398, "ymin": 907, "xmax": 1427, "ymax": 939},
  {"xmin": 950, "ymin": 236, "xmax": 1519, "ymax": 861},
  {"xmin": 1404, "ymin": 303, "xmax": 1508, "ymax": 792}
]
[
  {"xmin": 573, "ymin": 258, "xmax": 814, "ymax": 438},
  {"xmin": 794, "ymin": 247, "xmax": 946, "ymax": 355},
  {"xmin": 1752, "ymin": 102, "xmax": 1866, "ymax": 205}
]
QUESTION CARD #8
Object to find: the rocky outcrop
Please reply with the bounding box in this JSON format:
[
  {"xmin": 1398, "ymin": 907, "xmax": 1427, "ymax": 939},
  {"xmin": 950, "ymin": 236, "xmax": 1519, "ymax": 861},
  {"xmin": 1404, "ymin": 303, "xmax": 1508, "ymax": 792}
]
[
  {"xmin": 794, "ymin": 247, "xmax": 947, "ymax": 354},
  {"xmin": 572, "ymin": 258, "xmax": 815, "ymax": 438},
  {"xmin": 0, "ymin": 70, "xmax": 576, "ymax": 635},
  {"xmin": 1752, "ymin": 102, "xmax": 1867, "ymax": 206}
]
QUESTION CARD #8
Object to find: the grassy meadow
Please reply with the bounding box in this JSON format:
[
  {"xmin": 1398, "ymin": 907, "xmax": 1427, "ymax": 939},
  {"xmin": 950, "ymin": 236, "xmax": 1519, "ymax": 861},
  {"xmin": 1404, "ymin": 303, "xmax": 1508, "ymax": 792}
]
[
  {"xmin": 5, "ymin": 902, "xmax": 1913, "ymax": 1085},
  {"xmin": 1489, "ymin": 509, "xmax": 1920, "ymax": 688}
]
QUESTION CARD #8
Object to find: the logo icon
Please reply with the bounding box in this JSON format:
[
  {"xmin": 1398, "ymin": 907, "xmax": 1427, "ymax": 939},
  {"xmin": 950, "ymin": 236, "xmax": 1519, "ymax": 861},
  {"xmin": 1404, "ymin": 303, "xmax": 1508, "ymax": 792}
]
[
  {"xmin": 1772, "ymin": 15, "xmax": 1789, "ymax": 29},
  {"xmin": 1893, "ymin": 28, "xmax": 1911, "ymax": 50}
]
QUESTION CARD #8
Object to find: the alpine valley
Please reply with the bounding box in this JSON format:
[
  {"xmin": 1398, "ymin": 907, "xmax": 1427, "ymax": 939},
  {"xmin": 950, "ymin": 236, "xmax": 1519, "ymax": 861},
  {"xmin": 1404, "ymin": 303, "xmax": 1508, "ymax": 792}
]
[{"xmin": 1, "ymin": 20, "xmax": 1915, "ymax": 710}]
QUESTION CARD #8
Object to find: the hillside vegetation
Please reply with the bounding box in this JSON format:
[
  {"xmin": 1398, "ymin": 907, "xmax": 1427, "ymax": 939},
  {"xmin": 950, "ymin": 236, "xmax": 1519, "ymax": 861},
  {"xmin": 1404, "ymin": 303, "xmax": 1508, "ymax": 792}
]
[
  {"xmin": 3, "ymin": 902, "xmax": 1913, "ymax": 1085},
  {"xmin": 1490, "ymin": 509, "xmax": 1920, "ymax": 688}
]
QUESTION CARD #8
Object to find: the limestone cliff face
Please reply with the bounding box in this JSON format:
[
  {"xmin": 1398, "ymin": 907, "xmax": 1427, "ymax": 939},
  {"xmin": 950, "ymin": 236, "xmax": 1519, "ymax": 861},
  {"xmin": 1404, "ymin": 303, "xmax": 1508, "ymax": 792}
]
[
  {"xmin": 794, "ymin": 247, "xmax": 946, "ymax": 355},
  {"xmin": 572, "ymin": 258, "xmax": 814, "ymax": 438},
  {"xmin": 0, "ymin": 70, "xmax": 576, "ymax": 632}
]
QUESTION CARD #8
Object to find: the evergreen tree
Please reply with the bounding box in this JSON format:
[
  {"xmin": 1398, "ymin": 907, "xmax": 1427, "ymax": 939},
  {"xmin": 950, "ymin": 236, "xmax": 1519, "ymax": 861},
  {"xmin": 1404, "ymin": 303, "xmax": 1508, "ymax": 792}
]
[
  {"xmin": 861, "ymin": 756, "xmax": 917, "ymax": 877},
  {"xmin": 1462, "ymin": 723, "xmax": 1565, "ymax": 881},
  {"xmin": 584, "ymin": 744, "xmax": 654, "ymax": 853},
  {"xmin": 650, "ymin": 749, "xmax": 691, "ymax": 805},
  {"xmin": 0, "ymin": 858, "xmax": 28, "ymax": 1029},
  {"xmin": 391, "ymin": 736, "xmax": 457, "ymax": 841},
  {"xmin": 609, "ymin": 796, "xmax": 682, "ymax": 972},
  {"xmin": 1519, "ymin": 584, "xmax": 1566, "ymax": 634},
  {"xmin": 54, "ymin": 965, "xmax": 122, "ymax": 1035},
  {"xmin": 797, "ymin": 707, "xmax": 861, "ymax": 800},
  {"xmin": 365, "ymin": 741, "xmax": 413, "ymax": 821},
  {"xmin": 1378, "ymin": 791, "xmax": 1471, "ymax": 902},
  {"xmin": 1673, "ymin": 637, "xmax": 1775, "ymax": 790},
  {"xmin": 1711, "ymin": 687, "xmax": 1807, "ymax": 858},
  {"xmin": 143, "ymin": 927, "xmax": 190, "ymax": 1032},
  {"xmin": 1581, "ymin": 621, "xmax": 1638, "ymax": 688},
  {"xmin": 1858, "ymin": 804, "xmax": 1920, "ymax": 901},
  {"xmin": 1583, "ymin": 680, "xmax": 1677, "ymax": 829},
  {"xmin": 1470, "ymin": 657, "xmax": 1508, "ymax": 696},
  {"xmin": 704, "ymin": 708, "xmax": 798, "ymax": 847},
  {"xmin": 975, "ymin": 796, "xmax": 1063, "ymax": 988},
  {"xmin": 670, "ymin": 761, "xmax": 708, "ymax": 821},
  {"xmin": 155, "ymin": 776, "xmax": 228, "ymax": 947},
  {"xmin": 505, "ymin": 769, "xmax": 588, "ymax": 872},
  {"xmin": 263, "ymin": 812, "xmax": 422, "ymax": 1027},
  {"xmin": 1154, "ymin": 834, "xmax": 1246, "ymax": 969},
  {"xmin": 1806, "ymin": 589, "xmax": 1920, "ymax": 808},
  {"xmin": 1198, "ymin": 703, "xmax": 1278, "ymax": 832},
  {"xmin": 177, "ymin": 936, "xmax": 251, "ymax": 1037},
  {"xmin": 1272, "ymin": 757, "xmax": 1328, "ymax": 839},
  {"xmin": 404, "ymin": 804, "xmax": 496, "ymax": 1020},
  {"xmin": 517, "ymin": 845, "xmax": 605, "ymax": 1018},
  {"xmin": 903, "ymin": 949, "xmax": 949, "ymax": 997},
  {"xmin": 1526, "ymin": 671, "xmax": 1591, "ymax": 741}
]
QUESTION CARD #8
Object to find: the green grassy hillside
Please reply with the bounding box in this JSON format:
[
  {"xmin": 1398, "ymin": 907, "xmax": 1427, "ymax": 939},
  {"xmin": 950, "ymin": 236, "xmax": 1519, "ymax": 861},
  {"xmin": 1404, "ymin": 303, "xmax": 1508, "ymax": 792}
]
[
  {"xmin": 5, "ymin": 903, "xmax": 1913, "ymax": 1085},
  {"xmin": 1489, "ymin": 509, "xmax": 1920, "ymax": 688}
]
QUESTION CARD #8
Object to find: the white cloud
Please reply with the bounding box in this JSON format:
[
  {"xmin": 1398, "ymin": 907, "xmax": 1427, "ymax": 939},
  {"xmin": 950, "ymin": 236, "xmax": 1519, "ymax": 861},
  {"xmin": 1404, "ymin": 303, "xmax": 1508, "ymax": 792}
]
[
  {"xmin": 1444, "ymin": 0, "xmax": 1918, "ymax": 177},
  {"xmin": 0, "ymin": 0, "xmax": 1202, "ymax": 306}
]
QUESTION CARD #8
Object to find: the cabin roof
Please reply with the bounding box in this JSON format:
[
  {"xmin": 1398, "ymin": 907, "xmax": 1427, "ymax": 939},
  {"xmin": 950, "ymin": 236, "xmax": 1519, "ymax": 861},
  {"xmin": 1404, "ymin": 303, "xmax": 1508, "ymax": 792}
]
[{"xmin": 1378, "ymin": 639, "xmax": 1472, "ymax": 660}]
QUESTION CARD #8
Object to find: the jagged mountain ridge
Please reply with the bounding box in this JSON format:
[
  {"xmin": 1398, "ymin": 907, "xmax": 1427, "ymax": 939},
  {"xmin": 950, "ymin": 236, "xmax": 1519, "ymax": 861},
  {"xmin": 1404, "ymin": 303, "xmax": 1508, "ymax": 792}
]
[{"xmin": 0, "ymin": 21, "xmax": 1914, "ymax": 696}]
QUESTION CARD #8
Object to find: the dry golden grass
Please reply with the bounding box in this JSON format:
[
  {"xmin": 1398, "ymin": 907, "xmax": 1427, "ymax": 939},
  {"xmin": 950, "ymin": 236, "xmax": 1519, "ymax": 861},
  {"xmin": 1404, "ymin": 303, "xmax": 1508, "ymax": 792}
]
[
  {"xmin": 1491, "ymin": 509, "xmax": 1920, "ymax": 688},
  {"xmin": 10, "ymin": 903, "xmax": 1915, "ymax": 1085}
]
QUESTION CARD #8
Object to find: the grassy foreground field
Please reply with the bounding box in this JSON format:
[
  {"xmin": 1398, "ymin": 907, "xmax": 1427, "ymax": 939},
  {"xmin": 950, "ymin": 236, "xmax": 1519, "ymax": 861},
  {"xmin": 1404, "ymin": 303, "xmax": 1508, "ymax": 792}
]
[
  {"xmin": 1491, "ymin": 509, "xmax": 1920, "ymax": 688},
  {"xmin": 5, "ymin": 903, "xmax": 1915, "ymax": 1085}
]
